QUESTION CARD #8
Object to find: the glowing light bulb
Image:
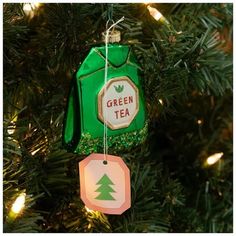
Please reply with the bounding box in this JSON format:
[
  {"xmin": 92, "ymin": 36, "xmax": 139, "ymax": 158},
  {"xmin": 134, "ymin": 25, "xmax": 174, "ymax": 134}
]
[
  {"xmin": 147, "ymin": 5, "xmax": 163, "ymax": 21},
  {"xmin": 159, "ymin": 99, "xmax": 163, "ymax": 105},
  {"xmin": 23, "ymin": 3, "xmax": 32, "ymax": 13},
  {"xmin": 147, "ymin": 5, "xmax": 169, "ymax": 25},
  {"xmin": 207, "ymin": 152, "xmax": 223, "ymax": 165},
  {"xmin": 11, "ymin": 193, "xmax": 26, "ymax": 214},
  {"xmin": 197, "ymin": 119, "xmax": 203, "ymax": 125},
  {"xmin": 32, "ymin": 3, "xmax": 41, "ymax": 8},
  {"xmin": 23, "ymin": 3, "xmax": 40, "ymax": 17}
]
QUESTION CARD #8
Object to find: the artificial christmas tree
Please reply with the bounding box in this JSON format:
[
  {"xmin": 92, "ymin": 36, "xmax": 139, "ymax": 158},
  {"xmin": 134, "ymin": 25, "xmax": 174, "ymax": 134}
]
[{"xmin": 3, "ymin": 3, "xmax": 233, "ymax": 233}]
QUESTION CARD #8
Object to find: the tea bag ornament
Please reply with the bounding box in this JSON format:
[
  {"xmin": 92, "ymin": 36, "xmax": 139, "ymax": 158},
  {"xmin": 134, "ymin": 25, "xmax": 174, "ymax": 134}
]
[
  {"xmin": 63, "ymin": 14, "xmax": 148, "ymax": 155},
  {"xmin": 79, "ymin": 18, "xmax": 131, "ymax": 215}
]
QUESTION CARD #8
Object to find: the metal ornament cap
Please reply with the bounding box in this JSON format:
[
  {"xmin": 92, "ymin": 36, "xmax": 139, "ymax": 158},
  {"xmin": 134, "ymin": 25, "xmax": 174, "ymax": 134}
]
[{"xmin": 102, "ymin": 30, "xmax": 121, "ymax": 43}]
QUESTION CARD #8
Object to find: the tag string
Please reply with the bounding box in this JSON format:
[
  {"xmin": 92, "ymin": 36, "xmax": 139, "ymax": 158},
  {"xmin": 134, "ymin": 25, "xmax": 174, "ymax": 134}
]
[{"xmin": 103, "ymin": 16, "xmax": 125, "ymax": 163}]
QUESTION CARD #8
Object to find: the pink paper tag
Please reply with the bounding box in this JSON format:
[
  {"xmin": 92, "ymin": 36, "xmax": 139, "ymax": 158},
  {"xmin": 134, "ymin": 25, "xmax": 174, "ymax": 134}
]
[{"xmin": 79, "ymin": 153, "xmax": 131, "ymax": 215}]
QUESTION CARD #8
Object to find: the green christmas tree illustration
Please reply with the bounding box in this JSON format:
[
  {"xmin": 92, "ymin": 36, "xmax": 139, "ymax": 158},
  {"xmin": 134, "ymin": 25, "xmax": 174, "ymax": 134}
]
[{"xmin": 95, "ymin": 174, "xmax": 116, "ymax": 200}]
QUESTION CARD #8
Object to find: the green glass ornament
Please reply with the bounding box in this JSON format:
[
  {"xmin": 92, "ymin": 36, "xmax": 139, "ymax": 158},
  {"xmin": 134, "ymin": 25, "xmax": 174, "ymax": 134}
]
[{"xmin": 63, "ymin": 44, "xmax": 147, "ymax": 155}]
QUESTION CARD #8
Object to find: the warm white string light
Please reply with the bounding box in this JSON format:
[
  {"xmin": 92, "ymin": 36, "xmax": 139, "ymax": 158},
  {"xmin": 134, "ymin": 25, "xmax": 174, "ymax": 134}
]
[
  {"xmin": 23, "ymin": 3, "xmax": 41, "ymax": 17},
  {"xmin": 147, "ymin": 5, "xmax": 163, "ymax": 22},
  {"xmin": 146, "ymin": 5, "xmax": 169, "ymax": 25},
  {"xmin": 197, "ymin": 119, "xmax": 203, "ymax": 125},
  {"xmin": 206, "ymin": 152, "xmax": 223, "ymax": 165},
  {"xmin": 10, "ymin": 193, "xmax": 26, "ymax": 216},
  {"xmin": 23, "ymin": 3, "xmax": 32, "ymax": 13}
]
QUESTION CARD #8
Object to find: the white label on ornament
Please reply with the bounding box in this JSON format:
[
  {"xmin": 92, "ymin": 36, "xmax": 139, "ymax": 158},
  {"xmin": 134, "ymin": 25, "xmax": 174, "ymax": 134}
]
[
  {"xmin": 98, "ymin": 76, "xmax": 139, "ymax": 130},
  {"xmin": 79, "ymin": 153, "xmax": 131, "ymax": 215}
]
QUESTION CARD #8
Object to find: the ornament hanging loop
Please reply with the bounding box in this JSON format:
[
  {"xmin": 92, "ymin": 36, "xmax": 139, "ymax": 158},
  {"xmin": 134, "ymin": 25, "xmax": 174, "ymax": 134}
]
[{"xmin": 106, "ymin": 19, "xmax": 115, "ymax": 30}]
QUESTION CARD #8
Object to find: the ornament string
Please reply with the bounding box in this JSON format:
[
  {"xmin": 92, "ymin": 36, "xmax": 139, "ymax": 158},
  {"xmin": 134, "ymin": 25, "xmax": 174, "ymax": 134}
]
[{"xmin": 103, "ymin": 16, "xmax": 124, "ymax": 163}]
